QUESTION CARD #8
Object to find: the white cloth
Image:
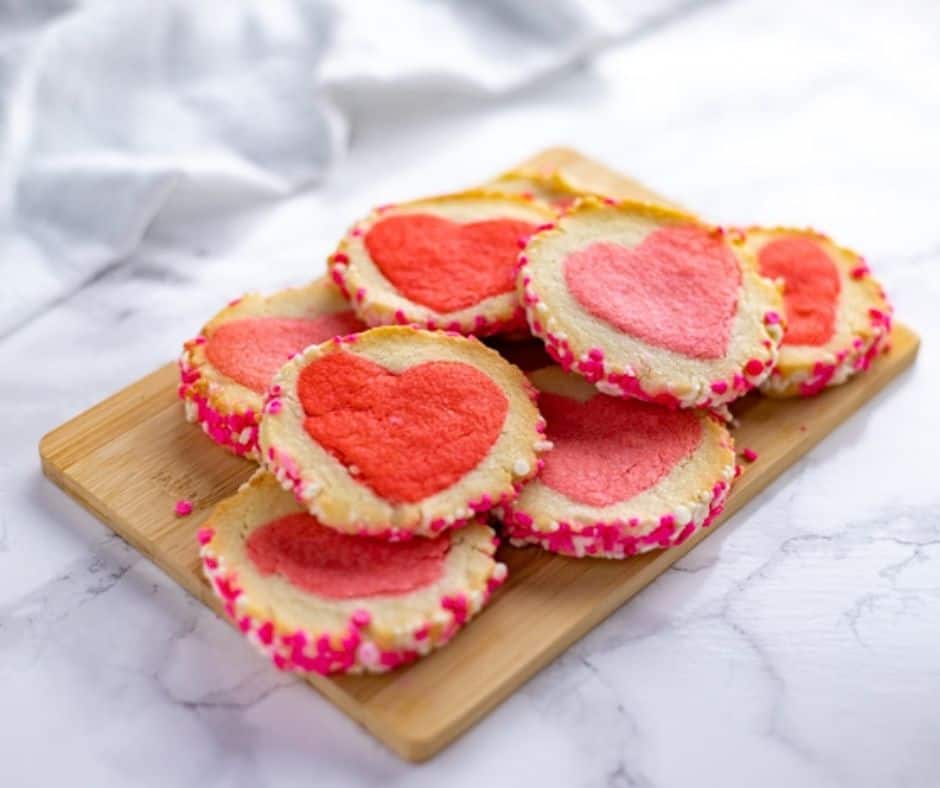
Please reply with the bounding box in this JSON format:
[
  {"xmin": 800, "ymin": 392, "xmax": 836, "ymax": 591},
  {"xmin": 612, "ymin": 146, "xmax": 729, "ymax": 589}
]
[{"xmin": 0, "ymin": 0, "xmax": 684, "ymax": 336}]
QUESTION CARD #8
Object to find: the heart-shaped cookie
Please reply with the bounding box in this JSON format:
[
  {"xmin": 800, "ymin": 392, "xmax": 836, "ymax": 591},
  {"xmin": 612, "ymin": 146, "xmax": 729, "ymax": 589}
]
[
  {"xmin": 298, "ymin": 352, "xmax": 509, "ymax": 503},
  {"xmin": 246, "ymin": 512, "xmax": 449, "ymax": 599},
  {"xmin": 365, "ymin": 214, "xmax": 536, "ymax": 313},
  {"xmin": 207, "ymin": 313, "xmax": 364, "ymax": 393},
  {"xmin": 564, "ymin": 225, "xmax": 741, "ymax": 359},
  {"xmin": 757, "ymin": 236, "xmax": 840, "ymax": 347},
  {"xmin": 539, "ymin": 392, "xmax": 702, "ymax": 507}
]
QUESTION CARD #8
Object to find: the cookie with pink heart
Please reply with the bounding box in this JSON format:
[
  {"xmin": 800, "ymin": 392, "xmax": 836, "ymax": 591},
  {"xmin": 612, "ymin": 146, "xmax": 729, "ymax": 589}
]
[
  {"xmin": 739, "ymin": 227, "xmax": 893, "ymax": 397},
  {"xmin": 200, "ymin": 471, "xmax": 507, "ymax": 675},
  {"xmin": 259, "ymin": 326, "xmax": 549, "ymax": 538},
  {"xmin": 179, "ymin": 277, "xmax": 367, "ymax": 459},
  {"xmin": 517, "ymin": 198, "xmax": 785, "ymax": 408},
  {"xmin": 329, "ymin": 190, "xmax": 555, "ymax": 337},
  {"xmin": 501, "ymin": 367, "xmax": 736, "ymax": 559}
]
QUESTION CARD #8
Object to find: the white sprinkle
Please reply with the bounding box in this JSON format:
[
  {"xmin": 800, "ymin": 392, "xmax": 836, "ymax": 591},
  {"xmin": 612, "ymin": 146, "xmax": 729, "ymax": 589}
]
[
  {"xmin": 356, "ymin": 641, "xmax": 380, "ymax": 669},
  {"xmin": 674, "ymin": 505, "xmax": 692, "ymax": 526},
  {"xmin": 492, "ymin": 563, "xmax": 508, "ymax": 582},
  {"xmin": 513, "ymin": 458, "xmax": 530, "ymax": 477}
]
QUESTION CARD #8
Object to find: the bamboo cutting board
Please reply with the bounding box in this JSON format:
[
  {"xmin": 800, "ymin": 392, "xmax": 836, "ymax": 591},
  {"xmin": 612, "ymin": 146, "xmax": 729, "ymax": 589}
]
[{"xmin": 39, "ymin": 149, "xmax": 920, "ymax": 762}]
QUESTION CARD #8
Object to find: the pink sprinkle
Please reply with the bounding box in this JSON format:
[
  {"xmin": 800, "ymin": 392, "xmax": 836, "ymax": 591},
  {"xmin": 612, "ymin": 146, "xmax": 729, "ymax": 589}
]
[
  {"xmin": 710, "ymin": 380, "xmax": 728, "ymax": 395},
  {"xmin": 764, "ymin": 310, "xmax": 781, "ymax": 325},
  {"xmin": 174, "ymin": 499, "xmax": 193, "ymax": 517},
  {"xmin": 257, "ymin": 621, "xmax": 274, "ymax": 646},
  {"xmin": 333, "ymin": 252, "xmax": 350, "ymax": 265},
  {"xmin": 196, "ymin": 527, "xmax": 214, "ymax": 545},
  {"xmin": 850, "ymin": 263, "xmax": 869, "ymax": 279},
  {"xmin": 742, "ymin": 447, "xmax": 759, "ymax": 462},
  {"xmin": 744, "ymin": 358, "xmax": 765, "ymax": 376},
  {"xmin": 351, "ymin": 609, "xmax": 371, "ymax": 628}
]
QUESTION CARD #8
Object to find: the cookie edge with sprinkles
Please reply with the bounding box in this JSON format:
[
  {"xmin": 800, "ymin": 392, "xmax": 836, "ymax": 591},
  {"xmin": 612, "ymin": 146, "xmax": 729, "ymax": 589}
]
[
  {"xmin": 179, "ymin": 277, "xmax": 359, "ymax": 460},
  {"xmin": 199, "ymin": 471, "xmax": 508, "ymax": 676},
  {"xmin": 516, "ymin": 197, "xmax": 785, "ymax": 409},
  {"xmin": 740, "ymin": 226, "xmax": 894, "ymax": 398},
  {"xmin": 499, "ymin": 367, "xmax": 737, "ymax": 559},
  {"xmin": 259, "ymin": 326, "xmax": 551, "ymax": 538},
  {"xmin": 329, "ymin": 189, "xmax": 556, "ymax": 337}
]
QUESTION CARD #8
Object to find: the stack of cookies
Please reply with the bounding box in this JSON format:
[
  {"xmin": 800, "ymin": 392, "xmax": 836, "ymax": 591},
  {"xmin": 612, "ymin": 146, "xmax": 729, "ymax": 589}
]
[{"xmin": 180, "ymin": 166, "xmax": 892, "ymax": 676}]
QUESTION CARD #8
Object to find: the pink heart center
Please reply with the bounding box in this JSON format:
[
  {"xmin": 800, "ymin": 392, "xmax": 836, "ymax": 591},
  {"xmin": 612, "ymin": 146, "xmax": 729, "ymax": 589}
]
[
  {"xmin": 246, "ymin": 512, "xmax": 449, "ymax": 599},
  {"xmin": 564, "ymin": 225, "xmax": 741, "ymax": 359},
  {"xmin": 539, "ymin": 392, "xmax": 702, "ymax": 507},
  {"xmin": 206, "ymin": 313, "xmax": 365, "ymax": 393},
  {"xmin": 298, "ymin": 352, "xmax": 509, "ymax": 503},
  {"xmin": 365, "ymin": 213, "xmax": 537, "ymax": 313},
  {"xmin": 757, "ymin": 237, "xmax": 840, "ymax": 347}
]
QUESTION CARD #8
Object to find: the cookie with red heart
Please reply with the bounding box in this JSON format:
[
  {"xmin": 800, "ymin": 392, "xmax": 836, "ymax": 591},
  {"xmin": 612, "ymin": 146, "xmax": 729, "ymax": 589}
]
[
  {"xmin": 738, "ymin": 227, "xmax": 893, "ymax": 397},
  {"xmin": 259, "ymin": 326, "xmax": 549, "ymax": 538},
  {"xmin": 517, "ymin": 198, "xmax": 785, "ymax": 408},
  {"xmin": 200, "ymin": 471, "xmax": 507, "ymax": 675},
  {"xmin": 179, "ymin": 277, "xmax": 366, "ymax": 459},
  {"xmin": 329, "ymin": 190, "xmax": 555, "ymax": 336},
  {"xmin": 501, "ymin": 367, "xmax": 736, "ymax": 559}
]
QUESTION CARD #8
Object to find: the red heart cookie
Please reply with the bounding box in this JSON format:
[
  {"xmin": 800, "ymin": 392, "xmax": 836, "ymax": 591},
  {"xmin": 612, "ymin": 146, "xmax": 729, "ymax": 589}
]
[
  {"xmin": 298, "ymin": 352, "xmax": 509, "ymax": 503},
  {"xmin": 364, "ymin": 213, "xmax": 536, "ymax": 313},
  {"xmin": 246, "ymin": 512, "xmax": 449, "ymax": 599},
  {"xmin": 564, "ymin": 225, "xmax": 741, "ymax": 359},
  {"xmin": 207, "ymin": 313, "xmax": 364, "ymax": 393},
  {"xmin": 757, "ymin": 237, "xmax": 840, "ymax": 347},
  {"xmin": 539, "ymin": 392, "xmax": 702, "ymax": 507}
]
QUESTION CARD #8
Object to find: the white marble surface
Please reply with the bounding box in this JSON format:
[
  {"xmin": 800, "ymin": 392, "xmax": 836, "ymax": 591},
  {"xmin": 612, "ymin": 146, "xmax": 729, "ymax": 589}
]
[{"xmin": 4, "ymin": 1, "xmax": 940, "ymax": 785}]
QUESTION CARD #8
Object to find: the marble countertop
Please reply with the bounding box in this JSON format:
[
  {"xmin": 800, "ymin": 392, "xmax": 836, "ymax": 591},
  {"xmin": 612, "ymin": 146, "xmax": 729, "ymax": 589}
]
[{"xmin": 4, "ymin": 1, "xmax": 940, "ymax": 786}]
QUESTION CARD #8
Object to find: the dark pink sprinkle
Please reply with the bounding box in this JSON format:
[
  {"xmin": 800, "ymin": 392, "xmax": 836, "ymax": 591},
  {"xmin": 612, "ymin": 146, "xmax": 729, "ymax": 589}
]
[
  {"xmin": 710, "ymin": 380, "xmax": 728, "ymax": 395},
  {"xmin": 258, "ymin": 621, "xmax": 274, "ymax": 646},
  {"xmin": 744, "ymin": 358, "xmax": 765, "ymax": 376},
  {"xmin": 197, "ymin": 527, "xmax": 214, "ymax": 545},
  {"xmin": 174, "ymin": 499, "xmax": 194, "ymax": 517},
  {"xmin": 351, "ymin": 609, "xmax": 371, "ymax": 628},
  {"xmin": 333, "ymin": 252, "xmax": 350, "ymax": 265}
]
